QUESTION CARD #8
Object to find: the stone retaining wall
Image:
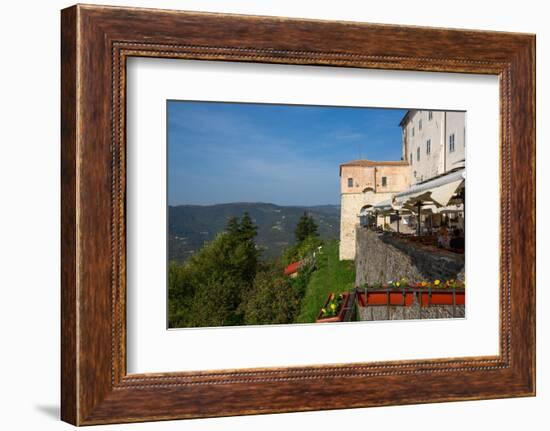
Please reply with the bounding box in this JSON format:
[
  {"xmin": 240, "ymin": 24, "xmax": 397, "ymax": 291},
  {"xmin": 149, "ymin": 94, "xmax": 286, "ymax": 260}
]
[
  {"xmin": 357, "ymin": 294, "xmax": 465, "ymax": 321},
  {"xmin": 355, "ymin": 229, "xmax": 464, "ymax": 286}
]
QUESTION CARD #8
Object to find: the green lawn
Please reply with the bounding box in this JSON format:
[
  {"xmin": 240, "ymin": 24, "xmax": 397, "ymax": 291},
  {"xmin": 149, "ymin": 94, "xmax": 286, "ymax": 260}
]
[{"xmin": 296, "ymin": 240, "xmax": 356, "ymax": 323}]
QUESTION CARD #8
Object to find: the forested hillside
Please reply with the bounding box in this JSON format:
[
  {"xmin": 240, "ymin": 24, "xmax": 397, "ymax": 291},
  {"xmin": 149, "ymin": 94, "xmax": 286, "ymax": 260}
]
[{"xmin": 168, "ymin": 202, "xmax": 340, "ymax": 262}]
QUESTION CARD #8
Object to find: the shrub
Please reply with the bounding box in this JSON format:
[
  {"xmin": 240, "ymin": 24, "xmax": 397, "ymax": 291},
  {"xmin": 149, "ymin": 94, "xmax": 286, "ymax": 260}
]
[
  {"xmin": 242, "ymin": 263, "xmax": 301, "ymax": 325},
  {"xmin": 168, "ymin": 214, "xmax": 259, "ymax": 328}
]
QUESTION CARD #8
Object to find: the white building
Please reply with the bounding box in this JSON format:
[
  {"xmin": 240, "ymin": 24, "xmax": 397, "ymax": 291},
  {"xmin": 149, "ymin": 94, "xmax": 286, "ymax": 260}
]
[
  {"xmin": 400, "ymin": 110, "xmax": 465, "ymax": 183},
  {"xmin": 338, "ymin": 110, "xmax": 466, "ymax": 261}
]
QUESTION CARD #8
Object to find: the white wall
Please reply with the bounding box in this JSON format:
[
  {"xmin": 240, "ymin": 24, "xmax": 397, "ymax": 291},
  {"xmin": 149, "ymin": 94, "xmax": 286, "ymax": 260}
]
[
  {"xmin": 445, "ymin": 111, "xmax": 467, "ymax": 171},
  {"xmin": 0, "ymin": 1, "xmax": 546, "ymax": 431},
  {"xmin": 405, "ymin": 110, "xmax": 466, "ymax": 183}
]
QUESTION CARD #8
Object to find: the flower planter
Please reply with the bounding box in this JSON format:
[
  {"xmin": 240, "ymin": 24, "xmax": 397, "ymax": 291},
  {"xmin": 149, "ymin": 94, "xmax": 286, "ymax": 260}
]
[
  {"xmin": 421, "ymin": 291, "xmax": 465, "ymax": 306},
  {"xmin": 357, "ymin": 291, "xmax": 414, "ymax": 307},
  {"xmin": 316, "ymin": 292, "xmax": 349, "ymax": 323}
]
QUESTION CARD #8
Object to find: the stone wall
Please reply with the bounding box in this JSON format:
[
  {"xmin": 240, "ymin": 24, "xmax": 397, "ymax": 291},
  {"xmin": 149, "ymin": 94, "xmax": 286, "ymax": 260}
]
[
  {"xmin": 355, "ymin": 229, "xmax": 464, "ymax": 286},
  {"xmin": 339, "ymin": 193, "xmax": 364, "ymax": 261},
  {"xmin": 357, "ymin": 296, "xmax": 465, "ymax": 321},
  {"xmin": 339, "ymin": 192, "xmax": 396, "ymax": 261},
  {"xmin": 339, "ymin": 161, "xmax": 411, "ymax": 261}
]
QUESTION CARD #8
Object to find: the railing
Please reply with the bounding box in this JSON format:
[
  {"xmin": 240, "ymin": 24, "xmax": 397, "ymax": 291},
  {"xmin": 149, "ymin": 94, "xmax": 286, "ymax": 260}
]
[{"xmin": 341, "ymin": 289, "xmax": 356, "ymax": 322}]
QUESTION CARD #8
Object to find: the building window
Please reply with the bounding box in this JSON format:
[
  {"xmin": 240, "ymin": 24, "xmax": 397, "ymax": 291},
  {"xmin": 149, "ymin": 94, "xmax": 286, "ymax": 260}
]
[
  {"xmin": 428, "ymin": 111, "xmax": 433, "ymax": 120},
  {"xmin": 413, "ymin": 170, "xmax": 417, "ymax": 178},
  {"xmin": 419, "ymin": 119, "xmax": 422, "ymax": 131},
  {"xmin": 347, "ymin": 178, "xmax": 353, "ymax": 187},
  {"xmin": 426, "ymin": 139, "xmax": 431, "ymax": 155},
  {"xmin": 410, "ymin": 153, "xmax": 413, "ymax": 163},
  {"xmin": 411, "ymin": 127, "xmax": 414, "ymax": 137},
  {"xmin": 417, "ymin": 147, "xmax": 420, "ymax": 161},
  {"xmin": 381, "ymin": 176, "xmax": 387, "ymax": 187},
  {"xmin": 449, "ymin": 133, "xmax": 456, "ymax": 152}
]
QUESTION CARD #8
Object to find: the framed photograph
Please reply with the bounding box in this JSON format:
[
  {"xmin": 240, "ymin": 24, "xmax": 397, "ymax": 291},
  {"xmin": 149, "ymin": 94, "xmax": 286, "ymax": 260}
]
[{"xmin": 61, "ymin": 4, "xmax": 535, "ymax": 425}]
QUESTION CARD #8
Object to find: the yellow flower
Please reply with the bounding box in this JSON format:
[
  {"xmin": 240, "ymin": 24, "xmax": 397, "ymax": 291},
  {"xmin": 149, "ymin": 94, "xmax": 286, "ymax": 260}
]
[
  {"xmin": 330, "ymin": 303, "xmax": 336, "ymax": 311},
  {"xmin": 434, "ymin": 280, "xmax": 441, "ymax": 286},
  {"xmin": 421, "ymin": 281, "xmax": 428, "ymax": 287},
  {"xmin": 395, "ymin": 281, "xmax": 401, "ymax": 287},
  {"xmin": 321, "ymin": 308, "xmax": 326, "ymax": 314}
]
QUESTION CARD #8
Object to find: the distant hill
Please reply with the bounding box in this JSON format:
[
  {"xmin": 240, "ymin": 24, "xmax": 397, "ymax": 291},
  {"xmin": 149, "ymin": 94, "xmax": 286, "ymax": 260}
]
[{"xmin": 169, "ymin": 203, "xmax": 340, "ymax": 263}]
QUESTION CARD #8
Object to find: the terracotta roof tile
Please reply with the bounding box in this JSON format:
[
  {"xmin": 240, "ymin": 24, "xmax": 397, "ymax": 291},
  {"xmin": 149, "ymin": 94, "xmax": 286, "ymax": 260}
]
[
  {"xmin": 339, "ymin": 159, "xmax": 409, "ymax": 175},
  {"xmin": 284, "ymin": 260, "xmax": 303, "ymax": 275},
  {"xmin": 340, "ymin": 159, "xmax": 408, "ymax": 167}
]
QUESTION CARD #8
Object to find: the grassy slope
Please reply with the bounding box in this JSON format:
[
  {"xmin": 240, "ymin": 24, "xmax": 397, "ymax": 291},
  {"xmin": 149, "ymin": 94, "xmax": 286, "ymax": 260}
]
[{"xmin": 296, "ymin": 240, "xmax": 356, "ymax": 323}]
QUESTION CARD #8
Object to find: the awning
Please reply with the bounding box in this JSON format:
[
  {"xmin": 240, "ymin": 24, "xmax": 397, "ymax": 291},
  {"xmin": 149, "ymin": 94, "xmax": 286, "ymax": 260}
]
[
  {"xmin": 363, "ymin": 199, "xmax": 416, "ymax": 215},
  {"xmin": 371, "ymin": 199, "xmax": 414, "ymax": 215},
  {"xmin": 359, "ymin": 205, "xmax": 374, "ymax": 216},
  {"xmin": 373, "ymin": 199, "xmax": 393, "ymax": 212},
  {"xmin": 393, "ymin": 168, "xmax": 465, "ymax": 209}
]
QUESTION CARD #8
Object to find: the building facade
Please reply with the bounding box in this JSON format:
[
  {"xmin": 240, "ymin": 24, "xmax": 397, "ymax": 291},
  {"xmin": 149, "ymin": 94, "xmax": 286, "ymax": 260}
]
[
  {"xmin": 338, "ymin": 110, "xmax": 466, "ymax": 261},
  {"xmin": 339, "ymin": 160, "xmax": 410, "ymax": 260},
  {"xmin": 400, "ymin": 110, "xmax": 466, "ymax": 183}
]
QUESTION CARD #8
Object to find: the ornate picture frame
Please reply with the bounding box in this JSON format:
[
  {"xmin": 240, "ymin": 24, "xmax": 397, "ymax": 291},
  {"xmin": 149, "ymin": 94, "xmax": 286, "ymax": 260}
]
[{"xmin": 61, "ymin": 4, "xmax": 535, "ymax": 425}]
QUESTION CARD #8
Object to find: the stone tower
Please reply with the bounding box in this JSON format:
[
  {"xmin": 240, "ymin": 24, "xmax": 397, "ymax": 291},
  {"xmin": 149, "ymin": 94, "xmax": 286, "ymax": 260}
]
[{"xmin": 339, "ymin": 160, "xmax": 410, "ymax": 260}]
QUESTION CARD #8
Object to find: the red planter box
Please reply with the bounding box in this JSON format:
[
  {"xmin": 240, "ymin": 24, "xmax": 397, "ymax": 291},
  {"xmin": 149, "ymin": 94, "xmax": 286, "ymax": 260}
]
[
  {"xmin": 316, "ymin": 292, "xmax": 350, "ymax": 323},
  {"xmin": 357, "ymin": 291, "xmax": 414, "ymax": 307},
  {"xmin": 421, "ymin": 291, "xmax": 465, "ymax": 306}
]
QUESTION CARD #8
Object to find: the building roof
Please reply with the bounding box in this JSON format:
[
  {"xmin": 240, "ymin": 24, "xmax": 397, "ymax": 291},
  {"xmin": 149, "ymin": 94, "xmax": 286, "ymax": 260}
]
[
  {"xmin": 339, "ymin": 159, "xmax": 409, "ymax": 176},
  {"xmin": 284, "ymin": 260, "xmax": 303, "ymax": 276},
  {"xmin": 398, "ymin": 109, "xmax": 416, "ymax": 127},
  {"xmin": 398, "ymin": 110, "xmax": 411, "ymax": 127}
]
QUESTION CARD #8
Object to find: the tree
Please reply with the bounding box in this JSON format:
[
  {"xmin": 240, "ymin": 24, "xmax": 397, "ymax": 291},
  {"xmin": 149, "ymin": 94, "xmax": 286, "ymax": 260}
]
[
  {"xmin": 168, "ymin": 231, "xmax": 249, "ymax": 327},
  {"xmin": 225, "ymin": 216, "xmax": 240, "ymax": 237},
  {"xmin": 186, "ymin": 276, "xmax": 244, "ymax": 327},
  {"xmin": 242, "ymin": 263, "xmax": 301, "ymax": 325},
  {"xmin": 295, "ymin": 212, "xmax": 319, "ymax": 243},
  {"xmin": 282, "ymin": 234, "xmax": 323, "ymax": 266},
  {"xmin": 239, "ymin": 212, "xmax": 258, "ymax": 242},
  {"xmin": 229, "ymin": 213, "xmax": 259, "ymax": 284},
  {"xmin": 167, "ymin": 261, "xmax": 194, "ymax": 328},
  {"xmin": 306, "ymin": 215, "xmax": 318, "ymax": 238},
  {"xmin": 168, "ymin": 212, "xmax": 261, "ymax": 328}
]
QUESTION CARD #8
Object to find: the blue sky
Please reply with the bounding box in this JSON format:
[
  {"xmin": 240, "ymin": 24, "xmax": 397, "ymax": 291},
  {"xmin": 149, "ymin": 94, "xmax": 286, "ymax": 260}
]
[{"xmin": 168, "ymin": 101, "xmax": 406, "ymax": 206}]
